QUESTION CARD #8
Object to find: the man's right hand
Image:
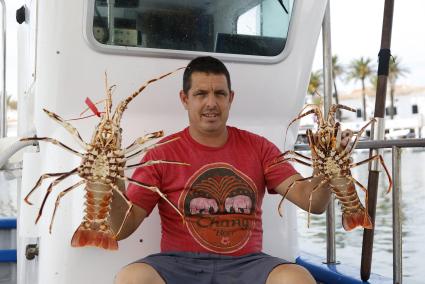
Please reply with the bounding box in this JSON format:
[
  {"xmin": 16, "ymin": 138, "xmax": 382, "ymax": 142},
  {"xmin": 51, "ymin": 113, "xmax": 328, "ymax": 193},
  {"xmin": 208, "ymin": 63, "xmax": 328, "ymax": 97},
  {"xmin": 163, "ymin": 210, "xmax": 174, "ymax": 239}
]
[{"xmin": 109, "ymin": 182, "xmax": 147, "ymax": 241}]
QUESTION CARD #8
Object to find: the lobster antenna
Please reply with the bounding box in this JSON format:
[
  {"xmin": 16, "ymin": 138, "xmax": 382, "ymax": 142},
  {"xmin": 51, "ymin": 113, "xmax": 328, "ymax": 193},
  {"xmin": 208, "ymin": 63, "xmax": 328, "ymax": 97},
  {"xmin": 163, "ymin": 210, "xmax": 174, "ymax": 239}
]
[
  {"xmin": 283, "ymin": 106, "xmax": 320, "ymax": 151},
  {"xmin": 327, "ymin": 104, "xmax": 356, "ymax": 125},
  {"xmin": 313, "ymin": 90, "xmax": 325, "ymax": 125},
  {"xmin": 283, "ymin": 103, "xmax": 315, "ymax": 150},
  {"xmin": 112, "ymin": 67, "xmax": 185, "ymax": 125},
  {"xmin": 104, "ymin": 71, "xmax": 112, "ymax": 118}
]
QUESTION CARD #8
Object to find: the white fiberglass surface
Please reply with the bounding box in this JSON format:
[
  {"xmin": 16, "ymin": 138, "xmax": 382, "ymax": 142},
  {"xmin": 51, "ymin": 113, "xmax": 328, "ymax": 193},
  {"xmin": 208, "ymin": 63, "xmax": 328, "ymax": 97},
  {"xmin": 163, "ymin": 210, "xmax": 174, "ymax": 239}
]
[{"xmin": 15, "ymin": 0, "xmax": 328, "ymax": 283}]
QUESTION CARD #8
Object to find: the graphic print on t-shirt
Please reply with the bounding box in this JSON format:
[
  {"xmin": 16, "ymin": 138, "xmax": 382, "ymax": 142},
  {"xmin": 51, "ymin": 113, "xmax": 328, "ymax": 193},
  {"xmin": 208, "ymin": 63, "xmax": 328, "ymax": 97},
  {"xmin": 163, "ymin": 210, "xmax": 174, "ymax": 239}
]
[{"xmin": 178, "ymin": 163, "xmax": 258, "ymax": 253}]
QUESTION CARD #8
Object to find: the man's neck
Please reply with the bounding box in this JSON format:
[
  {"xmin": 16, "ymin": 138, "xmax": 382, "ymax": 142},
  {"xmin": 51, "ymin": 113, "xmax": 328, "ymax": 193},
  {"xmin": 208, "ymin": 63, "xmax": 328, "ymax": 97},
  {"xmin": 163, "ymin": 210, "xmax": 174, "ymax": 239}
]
[{"xmin": 188, "ymin": 126, "xmax": 228, "ymax": 148}]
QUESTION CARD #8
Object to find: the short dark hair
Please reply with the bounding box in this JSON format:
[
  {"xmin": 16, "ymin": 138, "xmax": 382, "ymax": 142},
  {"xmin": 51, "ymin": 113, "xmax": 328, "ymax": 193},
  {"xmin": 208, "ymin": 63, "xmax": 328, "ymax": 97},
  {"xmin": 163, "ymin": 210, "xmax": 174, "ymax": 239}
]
[{"xmin": 183, "ymin": 56, "xmax": 231, "ymax": 93}]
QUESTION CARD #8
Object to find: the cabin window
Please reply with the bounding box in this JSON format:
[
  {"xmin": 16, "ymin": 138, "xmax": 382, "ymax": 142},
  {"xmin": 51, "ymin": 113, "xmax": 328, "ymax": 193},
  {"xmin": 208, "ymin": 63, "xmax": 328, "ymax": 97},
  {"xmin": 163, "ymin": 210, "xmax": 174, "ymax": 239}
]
[
  {"xmin": 385, "ymin": 106, "xmax": 397, "ymax": 116},
  {"xmin": 90, "ymin": 0, "xmax": 293, "ymax": 57},
  {"xmin": 356, "ymin": 109, "xmax": 362, "ymax": 118},
  {"xmin": 412, "ymin": 104, "xmax": 418, "ymax": 114}
]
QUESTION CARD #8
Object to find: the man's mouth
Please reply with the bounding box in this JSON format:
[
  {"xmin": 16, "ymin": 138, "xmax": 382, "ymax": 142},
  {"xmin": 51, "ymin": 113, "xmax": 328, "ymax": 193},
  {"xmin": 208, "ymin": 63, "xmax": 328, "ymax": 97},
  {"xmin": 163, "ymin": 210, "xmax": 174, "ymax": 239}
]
[{"xmin": 202, "ymin": 113, "xmax": 219, "ymax": 118}]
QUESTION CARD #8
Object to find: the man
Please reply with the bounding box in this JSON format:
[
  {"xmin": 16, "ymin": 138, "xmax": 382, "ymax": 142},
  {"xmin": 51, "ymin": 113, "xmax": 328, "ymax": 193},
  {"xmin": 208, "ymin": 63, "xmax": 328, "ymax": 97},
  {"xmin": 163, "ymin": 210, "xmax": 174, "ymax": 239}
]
[{"xmin": 114, "ymin": 56, "xmax": 336, "ymax": 284}]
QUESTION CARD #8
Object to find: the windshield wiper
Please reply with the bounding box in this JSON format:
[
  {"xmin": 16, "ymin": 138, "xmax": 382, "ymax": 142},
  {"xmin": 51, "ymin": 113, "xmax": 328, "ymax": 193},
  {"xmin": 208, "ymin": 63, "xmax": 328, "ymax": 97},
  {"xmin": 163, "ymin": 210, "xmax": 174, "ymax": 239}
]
[{"xmin": 277, "ymin": 0, "xmax": 289, "ymax": 14}]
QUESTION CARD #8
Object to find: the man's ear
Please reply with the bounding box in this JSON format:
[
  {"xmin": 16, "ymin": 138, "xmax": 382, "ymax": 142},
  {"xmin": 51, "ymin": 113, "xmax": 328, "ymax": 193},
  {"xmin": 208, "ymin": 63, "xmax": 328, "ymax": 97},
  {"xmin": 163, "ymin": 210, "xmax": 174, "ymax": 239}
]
[
  {"xmin": 229, "ymin": 90, "xmax": 235, "ymax": 104},
  {"xmin": 179, "ymin": 90, "xmax": 189, "ymax": 110}
]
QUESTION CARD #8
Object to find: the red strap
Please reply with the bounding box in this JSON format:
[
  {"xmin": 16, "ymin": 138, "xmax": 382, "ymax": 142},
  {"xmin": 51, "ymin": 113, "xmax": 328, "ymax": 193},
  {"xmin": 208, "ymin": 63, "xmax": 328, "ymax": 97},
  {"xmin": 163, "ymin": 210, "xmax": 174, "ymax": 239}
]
[{"xmin": 85, "ymin": 97, "xmax": 101, "ymax": 117}]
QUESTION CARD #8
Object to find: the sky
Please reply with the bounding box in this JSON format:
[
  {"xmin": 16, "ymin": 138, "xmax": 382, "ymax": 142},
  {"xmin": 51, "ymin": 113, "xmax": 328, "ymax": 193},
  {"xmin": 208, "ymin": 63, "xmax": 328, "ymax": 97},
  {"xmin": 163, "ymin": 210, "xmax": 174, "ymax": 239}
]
[
  {"xmin": 312, "ymin": 0, "xmax": 425, "ymax": 92},
  {"xmin": 3, "ymin": 0, "xmax": 425, "ymax": 98}
]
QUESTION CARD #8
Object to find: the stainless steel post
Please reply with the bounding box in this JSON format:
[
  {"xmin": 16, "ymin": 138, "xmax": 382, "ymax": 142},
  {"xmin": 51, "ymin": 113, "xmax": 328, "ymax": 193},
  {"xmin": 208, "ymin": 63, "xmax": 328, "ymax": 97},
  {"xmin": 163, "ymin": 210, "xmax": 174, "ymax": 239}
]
[
  {"xmin": 322, "ymin": 0, "xmax": 336, "ymax": 264},
  {"xmin": 392, "ymin": 146, "xmax": 402, "ymax": 284}
]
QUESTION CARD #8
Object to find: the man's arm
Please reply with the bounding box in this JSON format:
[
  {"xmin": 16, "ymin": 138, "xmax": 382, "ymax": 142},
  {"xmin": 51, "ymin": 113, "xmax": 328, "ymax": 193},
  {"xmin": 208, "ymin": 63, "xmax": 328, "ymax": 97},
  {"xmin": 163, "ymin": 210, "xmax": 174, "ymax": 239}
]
[
  {"xmin": 274, "ymin": 172, "xmax": 331, "ymax": 214},
  {"xmin": 109, "ymin": 180, "xmax": 148, "ymax": 241}
]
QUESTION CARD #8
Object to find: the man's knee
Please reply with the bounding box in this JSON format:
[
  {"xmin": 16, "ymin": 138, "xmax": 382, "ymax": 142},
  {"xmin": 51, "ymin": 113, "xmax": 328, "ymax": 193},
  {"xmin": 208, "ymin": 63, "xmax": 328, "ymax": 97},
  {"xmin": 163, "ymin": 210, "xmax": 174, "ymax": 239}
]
[
  {"xmin": 115, "ymin": 263, "xmax": 165, "ymax": 284},
  {"xmin": 267, "ymin": 264, "xmax": 315, "ymax": 284}
]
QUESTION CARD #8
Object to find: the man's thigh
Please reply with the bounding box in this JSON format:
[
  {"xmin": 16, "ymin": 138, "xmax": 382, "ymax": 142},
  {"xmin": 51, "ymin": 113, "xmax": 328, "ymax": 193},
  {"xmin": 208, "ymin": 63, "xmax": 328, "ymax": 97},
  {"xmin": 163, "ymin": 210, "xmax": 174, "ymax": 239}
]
[
  {"xmin": 115, "ymin": 262, "xmax": 165, "ymax": 284},
  {"xmin": 266, "ymin": 263, "xmax": 315, "ymax": 284}
]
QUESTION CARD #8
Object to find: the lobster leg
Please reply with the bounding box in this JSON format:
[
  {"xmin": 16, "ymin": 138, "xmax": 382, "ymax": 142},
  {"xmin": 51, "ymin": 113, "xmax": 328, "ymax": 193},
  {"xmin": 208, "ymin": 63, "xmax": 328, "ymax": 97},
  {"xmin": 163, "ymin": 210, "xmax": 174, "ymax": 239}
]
[
  {"xmin": 119, "ymin": 175, "xmax": 184, "ymax": 220},
  {"xmin": 20, "ymin": 137, "xmax": 84, "ymax": 157},
  {"xmin": 25, "ymin": 171, "xmax": 72, "ymax": 205},
  {"xmin": 125, "ymin": 160, "xmax": 189, "ymax": 170},
  {"xmin": 110, "ymin": 184, "xmax": 133, "ymax": 238},
  {"xmin": 270, "ymin": 157, "xmax": 312, "ymax": 169},
  {"xmin": 307, "ymin": 178, "xmax": 329, "ymax": 227},
  {"xmin": 276, "ymin": 150, "xmax": 312, "ymax": 161},
  {"xmin": 42, "ymin": 109, "xmax": 89, "ymax": 149},
  {"xmin": 124, "ymin": 131, "xmax": 164, "ymax": 154},
  {"xmin": 349, "ymin": 154, "xmax": 392, "ymax": 193},
  {"xmin": 346, "ymin": 118, "xmax": 376, "ymax": 155},
  {"xmin": 111, "ymin": 184, "xmax": 133, "ymax": 238},
  {"xmin": 49, "ymin": 180, "xmax": 85, "ymax": 233},
  {"xmin": 124, "ymin": 137, "xmax": 181, "ymax": 160},
  {"xmin": 278, "ymin": 175, "xmax": 317, "ymax": 217},
  {"xmin": 35, "ymin": 168, "xmax": 78, "ymax": 224}
]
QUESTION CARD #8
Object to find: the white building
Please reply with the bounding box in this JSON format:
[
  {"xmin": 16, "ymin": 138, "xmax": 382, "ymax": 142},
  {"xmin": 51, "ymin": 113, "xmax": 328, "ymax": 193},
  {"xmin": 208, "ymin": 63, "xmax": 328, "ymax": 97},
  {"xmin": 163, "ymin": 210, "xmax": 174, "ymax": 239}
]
[{"xmin": 296, "ymin": 85, "xmax": 425, "ymax": 142}]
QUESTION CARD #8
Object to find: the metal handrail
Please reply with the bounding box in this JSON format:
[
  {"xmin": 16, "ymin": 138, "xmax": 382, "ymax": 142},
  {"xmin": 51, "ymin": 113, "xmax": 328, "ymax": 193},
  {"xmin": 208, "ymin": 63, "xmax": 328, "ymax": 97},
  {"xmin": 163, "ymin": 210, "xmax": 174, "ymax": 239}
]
[
  {"xmin": 0, "ymin": 139, "xmax": 38, "ymax": 169},
  {"xmin": 295, "ymin": 138, "xmax": 425, "ymax": 151},
  {"xmin": 294, "ymin": 137, "xmax": 425, "ymax": 284},
  {"xmin": 0, "ymin": 0, "xmax": 6, "ymax": 138}
]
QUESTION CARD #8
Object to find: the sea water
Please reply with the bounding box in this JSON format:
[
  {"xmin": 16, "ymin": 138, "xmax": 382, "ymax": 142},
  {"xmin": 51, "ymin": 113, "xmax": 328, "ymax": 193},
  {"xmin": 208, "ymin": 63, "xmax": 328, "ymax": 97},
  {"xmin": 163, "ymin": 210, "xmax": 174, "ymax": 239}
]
[{"xmin": 296, "ymin": 148, "xmax": 425, "ymax": 283}]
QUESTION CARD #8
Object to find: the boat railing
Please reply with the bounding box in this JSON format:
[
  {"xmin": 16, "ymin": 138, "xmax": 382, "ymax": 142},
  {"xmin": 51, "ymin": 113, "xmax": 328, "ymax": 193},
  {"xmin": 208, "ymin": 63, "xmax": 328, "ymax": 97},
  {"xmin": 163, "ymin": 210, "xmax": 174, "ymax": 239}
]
[
  {"xmin": 294, "ymin": 137, "xmax": 425, "ymax": 284},
  {"xmin": 0, "ymin": 0, "xmax": 7, "ymax": 138}
]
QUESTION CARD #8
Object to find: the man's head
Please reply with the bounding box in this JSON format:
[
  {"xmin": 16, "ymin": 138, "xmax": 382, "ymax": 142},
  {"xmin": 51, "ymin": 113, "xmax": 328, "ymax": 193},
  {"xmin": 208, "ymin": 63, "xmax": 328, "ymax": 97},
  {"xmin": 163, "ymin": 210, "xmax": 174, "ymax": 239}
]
[
  {"xmin": 183, "ymin": 56, "xmax": 231, "ymax": 93},
  {"xmin": 180, "ymin": 56, "xmax": 234, "ymax": 142}
]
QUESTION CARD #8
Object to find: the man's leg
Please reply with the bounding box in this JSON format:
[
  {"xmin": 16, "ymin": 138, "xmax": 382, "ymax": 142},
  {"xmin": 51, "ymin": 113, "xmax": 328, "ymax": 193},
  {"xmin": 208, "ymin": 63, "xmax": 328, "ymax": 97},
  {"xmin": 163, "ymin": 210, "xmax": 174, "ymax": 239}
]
[
  {"xmin": 266, "ymin": 264, "xmax": 315, "ymax": 284},
  {"xmin": 115, "ymin": 263, "xmax": 165, "ymax": 284}
]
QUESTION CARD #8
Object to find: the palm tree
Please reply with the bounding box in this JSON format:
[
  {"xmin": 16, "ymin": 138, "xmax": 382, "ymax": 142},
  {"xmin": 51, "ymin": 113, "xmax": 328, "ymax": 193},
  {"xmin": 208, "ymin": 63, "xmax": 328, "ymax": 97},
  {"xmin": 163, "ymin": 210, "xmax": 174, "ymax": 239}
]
[
  {"xmin": 347, "ymin": 57, "xmax": 374, "ymax": 120},
  {"xmin": 308, "ymin": 70, "xmax": 322, "ymax": 95},
  {"xmin": 387, "ymin": 56, "xmax": 409, "ymax": 119},
  {"xmin": 370, "ymin": 75, "xmax": 378, "ymax": 91},
  {"xmin": 308, "ymin": 70, "xmax": 322, "ymax": 106},
  {"xmin": 332, "ymin": 55, "xmax": 344, "ymax": 119}
]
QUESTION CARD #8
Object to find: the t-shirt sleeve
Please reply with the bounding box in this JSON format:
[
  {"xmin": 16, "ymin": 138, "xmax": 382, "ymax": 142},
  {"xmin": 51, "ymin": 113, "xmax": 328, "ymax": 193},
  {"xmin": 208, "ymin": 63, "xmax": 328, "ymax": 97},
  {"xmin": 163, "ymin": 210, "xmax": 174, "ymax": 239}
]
[
  {"xmin": 126, "ymin": 150, "xmax": 161, "ymax": 216},
  {"xmin": 261, "ymin": 138, "xmax": 298, "ymax": 194}
]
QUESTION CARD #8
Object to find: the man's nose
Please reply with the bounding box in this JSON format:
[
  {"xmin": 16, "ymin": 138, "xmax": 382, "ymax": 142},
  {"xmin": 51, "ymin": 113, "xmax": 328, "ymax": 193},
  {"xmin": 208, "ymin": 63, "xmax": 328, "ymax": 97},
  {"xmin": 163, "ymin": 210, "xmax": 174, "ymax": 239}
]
[{"xmin": 205, "ymin": 93, "xmax": 217, "ymax": 107}]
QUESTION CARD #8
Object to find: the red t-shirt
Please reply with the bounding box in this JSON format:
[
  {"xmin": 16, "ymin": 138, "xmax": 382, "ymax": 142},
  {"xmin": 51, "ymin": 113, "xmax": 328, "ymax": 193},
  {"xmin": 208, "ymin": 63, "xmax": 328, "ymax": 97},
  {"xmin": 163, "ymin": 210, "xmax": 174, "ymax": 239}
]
[{"xmin": 126, "ymin": 126, "xmax": 298, "ymax": 256}]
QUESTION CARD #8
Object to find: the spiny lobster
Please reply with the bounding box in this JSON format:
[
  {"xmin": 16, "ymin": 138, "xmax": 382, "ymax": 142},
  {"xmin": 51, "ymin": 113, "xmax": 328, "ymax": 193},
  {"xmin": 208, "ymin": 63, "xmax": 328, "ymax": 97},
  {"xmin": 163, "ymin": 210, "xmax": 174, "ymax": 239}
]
[
  {"xmin": 21, "ymin": 68, "xmax": 187, "ymax": 249},
  {"xmin": 273, "ymin": 102, "xmax": 392, "ymax": 231}
]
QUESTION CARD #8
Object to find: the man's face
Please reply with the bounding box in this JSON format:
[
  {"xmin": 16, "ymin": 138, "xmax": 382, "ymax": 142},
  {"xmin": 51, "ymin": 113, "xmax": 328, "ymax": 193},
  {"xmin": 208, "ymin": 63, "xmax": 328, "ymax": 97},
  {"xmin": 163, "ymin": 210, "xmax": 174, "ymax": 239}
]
[{"xmin": 180, "ymin": 72, "xmax": 234, "ymax": 136}]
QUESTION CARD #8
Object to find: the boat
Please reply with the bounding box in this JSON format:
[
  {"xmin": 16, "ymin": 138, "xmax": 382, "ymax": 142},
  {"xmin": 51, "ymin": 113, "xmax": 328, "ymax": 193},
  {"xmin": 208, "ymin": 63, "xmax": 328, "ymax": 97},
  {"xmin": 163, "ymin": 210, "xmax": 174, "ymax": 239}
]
[{"xmin": 0, "ymin": 0, "xmax": 408, "ymax": 283}]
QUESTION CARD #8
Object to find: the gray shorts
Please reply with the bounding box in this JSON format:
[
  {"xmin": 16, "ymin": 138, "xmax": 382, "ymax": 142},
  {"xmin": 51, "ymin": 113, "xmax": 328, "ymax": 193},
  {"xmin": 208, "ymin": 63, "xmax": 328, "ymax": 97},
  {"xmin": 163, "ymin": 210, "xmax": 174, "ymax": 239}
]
[{"xmin": 135, "ymin": 251, "xmax": 291, "ymax": 284}]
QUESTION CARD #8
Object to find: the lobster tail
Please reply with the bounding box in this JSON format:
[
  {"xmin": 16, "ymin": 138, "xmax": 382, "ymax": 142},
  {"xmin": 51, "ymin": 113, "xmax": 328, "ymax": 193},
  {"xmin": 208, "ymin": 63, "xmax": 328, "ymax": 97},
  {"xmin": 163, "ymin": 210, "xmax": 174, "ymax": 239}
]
[
  {"xmin": 71, "ymin": 223, "xmax": 118, "ymax": 250},
  {"xmin": 342, "ymin": 209, "xmax": 373, "ymax": 231}
]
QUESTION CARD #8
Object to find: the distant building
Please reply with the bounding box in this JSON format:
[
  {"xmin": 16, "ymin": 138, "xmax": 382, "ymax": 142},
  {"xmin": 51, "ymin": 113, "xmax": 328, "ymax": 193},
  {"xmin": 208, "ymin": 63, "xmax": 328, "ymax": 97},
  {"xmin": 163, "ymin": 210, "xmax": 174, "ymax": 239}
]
[{"xmin": 297, "ymin": 86, "xmax": 425, "ymax": 142}]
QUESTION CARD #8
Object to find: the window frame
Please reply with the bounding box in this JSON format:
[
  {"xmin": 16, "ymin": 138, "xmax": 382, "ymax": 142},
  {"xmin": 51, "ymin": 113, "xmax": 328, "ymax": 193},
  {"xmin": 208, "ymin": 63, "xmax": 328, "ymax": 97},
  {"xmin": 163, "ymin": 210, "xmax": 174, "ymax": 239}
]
[{"xmin": 83, "ymin": 0, "xmax": 296, "ymax": 64}]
